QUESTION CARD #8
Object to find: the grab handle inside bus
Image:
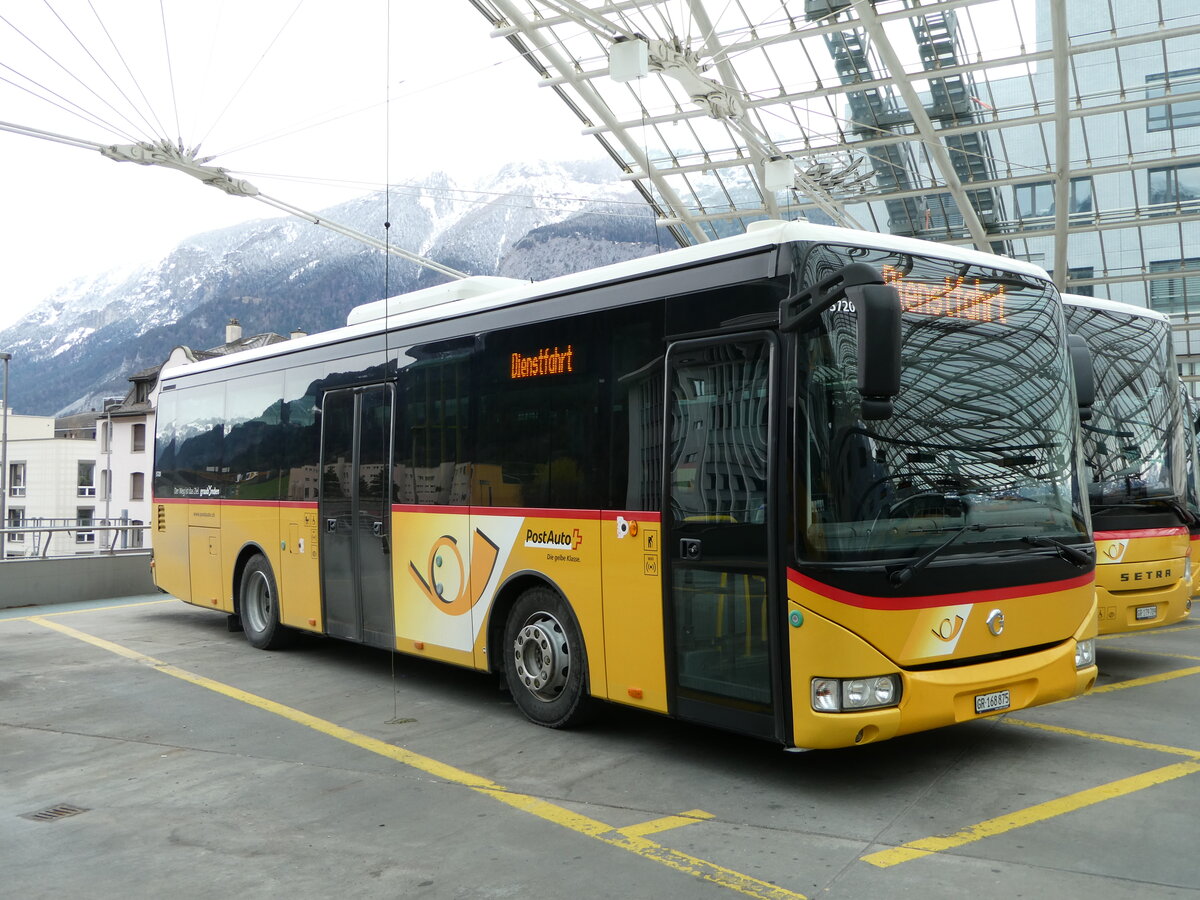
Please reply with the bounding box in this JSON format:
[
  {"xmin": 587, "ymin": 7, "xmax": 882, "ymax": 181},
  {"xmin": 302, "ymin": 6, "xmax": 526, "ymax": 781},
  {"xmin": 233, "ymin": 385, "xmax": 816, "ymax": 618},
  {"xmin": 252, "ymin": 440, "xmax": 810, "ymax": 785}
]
[{"xmin": 1067, "ymin": 334, "xmax": 1095, "ymax": 422}]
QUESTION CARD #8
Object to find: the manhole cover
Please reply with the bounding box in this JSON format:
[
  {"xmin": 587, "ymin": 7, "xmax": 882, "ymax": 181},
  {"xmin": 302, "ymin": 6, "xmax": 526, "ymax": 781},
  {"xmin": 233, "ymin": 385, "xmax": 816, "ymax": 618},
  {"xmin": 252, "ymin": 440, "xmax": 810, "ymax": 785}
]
[{"xmin": 20, "ymin": 804, "xmax": 89, "ymax": 822}]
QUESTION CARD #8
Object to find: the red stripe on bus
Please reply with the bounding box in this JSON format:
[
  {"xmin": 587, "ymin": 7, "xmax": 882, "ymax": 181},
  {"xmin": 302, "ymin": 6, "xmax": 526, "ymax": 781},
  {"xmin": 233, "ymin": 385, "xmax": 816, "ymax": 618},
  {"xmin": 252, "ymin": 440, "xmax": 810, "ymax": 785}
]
[
  {"xmin": 786, "ymin": 568, "xmax": 1094, "ymax": 611},
  {"xmin": 1094, "ymin": 527, "xmax": 1188, "ymax": 540},
  {"xmin": 391, "ymin": 504, "xmax": 605, "ymax": 519},
  {"xmin": 599, "ymin": 510, "xmax": 661, "ymax": 523}
]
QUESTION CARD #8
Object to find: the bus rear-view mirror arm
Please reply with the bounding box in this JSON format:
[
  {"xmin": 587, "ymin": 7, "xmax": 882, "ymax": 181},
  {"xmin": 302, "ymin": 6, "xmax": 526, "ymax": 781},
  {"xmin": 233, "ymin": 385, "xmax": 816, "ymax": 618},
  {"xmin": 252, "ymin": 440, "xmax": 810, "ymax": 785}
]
[{"xmin": 781, "ymin": 263, "xmax": 902, "ymax": 420}]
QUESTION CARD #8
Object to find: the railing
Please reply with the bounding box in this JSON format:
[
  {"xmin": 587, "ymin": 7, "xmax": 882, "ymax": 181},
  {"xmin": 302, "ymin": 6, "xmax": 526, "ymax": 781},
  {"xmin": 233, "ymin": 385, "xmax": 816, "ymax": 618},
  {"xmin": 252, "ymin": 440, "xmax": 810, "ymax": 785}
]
[{"xmin": 1, "ymin": 519, "xmax": 149, "ymax": 559}]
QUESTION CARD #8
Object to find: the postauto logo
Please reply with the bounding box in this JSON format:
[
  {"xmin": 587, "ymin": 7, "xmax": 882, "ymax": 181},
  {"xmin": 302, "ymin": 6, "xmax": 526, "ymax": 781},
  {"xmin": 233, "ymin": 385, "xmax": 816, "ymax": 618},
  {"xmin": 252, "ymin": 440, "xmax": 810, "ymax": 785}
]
[{"xmin": 524, "ymin": 527, "xmax": 583, "ymax": 551}]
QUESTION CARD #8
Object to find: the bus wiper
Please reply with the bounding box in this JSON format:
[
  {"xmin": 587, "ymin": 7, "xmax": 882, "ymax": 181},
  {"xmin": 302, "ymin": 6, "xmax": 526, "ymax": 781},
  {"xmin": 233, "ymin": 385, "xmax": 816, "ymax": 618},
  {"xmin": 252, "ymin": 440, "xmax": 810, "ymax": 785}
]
[
  {"xmin": 1167, "ymin": 500, "xmax": 1199, "ymax": 527},
  {"xmin": 889, "ymin": 523, "xmax": 984, "ymax": 587},
  {"xmin": 1021, "ymin": 536, "xmax": 1092, "ymax": 567}
]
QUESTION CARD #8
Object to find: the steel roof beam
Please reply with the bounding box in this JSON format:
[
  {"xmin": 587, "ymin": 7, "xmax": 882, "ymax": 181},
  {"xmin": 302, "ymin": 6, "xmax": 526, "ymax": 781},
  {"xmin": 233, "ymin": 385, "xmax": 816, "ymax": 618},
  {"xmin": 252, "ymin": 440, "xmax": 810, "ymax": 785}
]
[
  {"xmin": 625, "ymin": 150, "xmax": 1200, "ymax": 202},
  {"xmin": 725, "ymin": 86, "xmax": 1200, "ymax": 165},
  {"xmin": 481, "ymin": 0, "xmax": 710, "ymax": 244},
  {"xmin": 848, "ymin": 0, "xmax": 992, "ymax": 252},
  {"xmin": 554, "ymin": 20, "xmax": 1200, "ymax": 103},
  {"xmin": 1051, "ymin": 0, "xmax": 1071, "ymax": 291}
]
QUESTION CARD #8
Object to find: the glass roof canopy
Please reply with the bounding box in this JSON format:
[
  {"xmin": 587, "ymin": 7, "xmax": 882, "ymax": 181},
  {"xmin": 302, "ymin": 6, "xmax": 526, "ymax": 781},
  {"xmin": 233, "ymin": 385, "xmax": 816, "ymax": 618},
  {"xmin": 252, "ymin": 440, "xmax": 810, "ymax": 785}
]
[{"xmin": 468, "ymin": 0, "xmax": 1200, "ymax": 375}]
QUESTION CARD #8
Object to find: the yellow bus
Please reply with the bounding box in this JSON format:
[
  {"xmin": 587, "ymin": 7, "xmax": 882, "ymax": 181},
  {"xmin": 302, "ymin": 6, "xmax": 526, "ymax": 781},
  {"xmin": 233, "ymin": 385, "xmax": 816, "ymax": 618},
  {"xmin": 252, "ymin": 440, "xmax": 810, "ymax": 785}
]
[
  {"xmin": 152, "ymin": 220, "xmax": 1097, "ymax": 749},
  {"xmin": 1062, "ymin": 295, "xmax": 1193, "ymax": 633},
  {"xmin": 1181, "ymin": 388, "xmax": 1200, "ymax": 598}
]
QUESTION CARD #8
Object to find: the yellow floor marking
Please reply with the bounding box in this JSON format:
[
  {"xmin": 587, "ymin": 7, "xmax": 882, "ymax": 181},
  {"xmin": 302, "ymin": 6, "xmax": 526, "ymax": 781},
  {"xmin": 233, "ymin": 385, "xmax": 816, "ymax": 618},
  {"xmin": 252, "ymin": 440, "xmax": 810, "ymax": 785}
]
[
  {"xmin": 1, "ymin": 599, "xmax": 172, "ymax": 622},
  {"xmin": 29, "ymin": 617, "xmax": 804, "ymax": 900},
  {"xmin": 1003, "ymin": 718, "xmax": 1200, "ymax": 759},
  {"xmin": 1089, "ymin": 665, "xmax": 1200, "ymax": 694},
  {"xmin": 1113, "ymin": 648, "xmax": 1200, "ymax": 663},
  {"xmin": 619, "ymin": 809, "xmax": 715, "ymax": 838},
  {"xmin": 1098, "ymin": 623, "xmax": 1200, "ymax": 641},
  {"xmin": 861, "ymin": 760, "xmax": 1200, "ymax": 868}
]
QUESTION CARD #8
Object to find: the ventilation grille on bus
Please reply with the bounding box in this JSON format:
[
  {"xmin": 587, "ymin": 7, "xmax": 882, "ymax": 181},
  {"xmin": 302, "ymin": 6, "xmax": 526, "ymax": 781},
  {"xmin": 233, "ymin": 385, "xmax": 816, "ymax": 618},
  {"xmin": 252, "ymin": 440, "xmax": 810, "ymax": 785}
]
[{"xmin": 156, "ymin": 504, "xmax": 166, "ymax": 532}]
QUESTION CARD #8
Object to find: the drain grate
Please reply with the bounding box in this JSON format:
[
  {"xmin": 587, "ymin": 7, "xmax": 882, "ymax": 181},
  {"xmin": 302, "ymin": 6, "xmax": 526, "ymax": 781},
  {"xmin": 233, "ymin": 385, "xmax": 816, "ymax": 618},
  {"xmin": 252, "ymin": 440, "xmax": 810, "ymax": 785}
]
[{"xmin": 21, "ymin": 804, "xmax": 89, "ymax": 823}]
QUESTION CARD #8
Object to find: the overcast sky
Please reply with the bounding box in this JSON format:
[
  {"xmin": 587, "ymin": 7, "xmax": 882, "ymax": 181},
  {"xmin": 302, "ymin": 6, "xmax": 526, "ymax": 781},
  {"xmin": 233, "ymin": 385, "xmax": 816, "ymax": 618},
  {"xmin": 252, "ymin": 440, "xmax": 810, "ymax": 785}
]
[{"xmin": 0, "ymin": 1, "xmax": 601, "ymax": 330}]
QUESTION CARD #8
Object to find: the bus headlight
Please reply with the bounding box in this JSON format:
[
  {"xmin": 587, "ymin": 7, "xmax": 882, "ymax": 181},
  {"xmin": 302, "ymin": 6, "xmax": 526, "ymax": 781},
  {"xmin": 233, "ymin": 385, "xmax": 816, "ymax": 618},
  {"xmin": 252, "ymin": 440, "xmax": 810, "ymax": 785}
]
[
  {"xmin": 811, "ymin": 675, "xmax": 901, "ymax": 712},
  {"xmin": 1075, "ymin": 638, "xmax": 1096, "ymax": 669}
]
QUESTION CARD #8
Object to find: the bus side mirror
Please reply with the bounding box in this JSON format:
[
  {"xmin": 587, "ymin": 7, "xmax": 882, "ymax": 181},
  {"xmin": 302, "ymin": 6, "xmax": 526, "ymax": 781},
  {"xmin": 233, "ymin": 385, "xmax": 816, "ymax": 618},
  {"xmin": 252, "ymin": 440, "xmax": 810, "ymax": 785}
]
[
  {"xmin": 1067, "ymin": 334, "xmax": 1095, "ymax": 422},
  {"xmin": 850, "ymin": 283, "xmax": 902, "ymax": 420}
]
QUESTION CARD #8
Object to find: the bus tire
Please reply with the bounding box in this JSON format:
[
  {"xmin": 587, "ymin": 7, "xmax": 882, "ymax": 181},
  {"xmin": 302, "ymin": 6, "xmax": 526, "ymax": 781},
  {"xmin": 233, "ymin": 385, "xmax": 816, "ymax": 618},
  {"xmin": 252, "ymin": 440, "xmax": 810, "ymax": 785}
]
[
  {"xmin": 239, "ymin": 554, "xmax": 293, "ymax": 650},
  {"xmin": 503, "ymin": 587, "xmax": 593, "ymax": 728}
]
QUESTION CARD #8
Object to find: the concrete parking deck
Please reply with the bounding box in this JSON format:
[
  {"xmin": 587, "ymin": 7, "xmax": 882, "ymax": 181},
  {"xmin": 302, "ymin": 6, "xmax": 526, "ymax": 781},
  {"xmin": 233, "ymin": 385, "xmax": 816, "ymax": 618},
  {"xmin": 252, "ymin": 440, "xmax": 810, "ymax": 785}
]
[{"xmin": 2, "ymin": 596, "xmax": 1198, "ymax": 898}]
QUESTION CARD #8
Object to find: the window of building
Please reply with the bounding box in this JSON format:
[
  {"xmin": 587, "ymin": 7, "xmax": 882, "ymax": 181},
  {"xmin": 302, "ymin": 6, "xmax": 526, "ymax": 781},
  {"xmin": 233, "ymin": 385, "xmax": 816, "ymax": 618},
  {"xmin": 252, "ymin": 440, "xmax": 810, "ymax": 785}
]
[
  {"xmin": 129, "ymin": 520, "xmax": 144, "ymax": 549},
  {"xmin": 132, "ymin": 422, "xmax": 146, "ymax": 452},
  {"xmin": 8, "ymin": 461, "xmax": 25, "ymax": 497},
  {"xmin": 1148, "ymin": 164, "xmax": 1200, "ymax": 206},
  {"xmin": 1147, "ymin": 68, "xmax": 1200, "ymax": 132},
  {"xmin": 100, "ymin": 468, "xmax": 112, "ymax": 501},
  {"xmin": 1013, "ymin": 178, "xmax": 1094, "ymax": 219},
  {"xmin": 130, "ymin": 472, "xmax": 145, "ymax": 501},
  {"xmin": 6, "ymin": 507, "xmax": 24, "ymax": 544},
  {"xmin": 1047, "ymin": 266, "xmax": 1095, "ymax": 297},
  {"xmin": 77, "ymin": 460, "xmax": 96, "ymax": 497},
  {"xmin": 100, "ymin": 419, "xmax": 112, "ymax": 453},
  {"xmin": 76, "ymin": 507, "xmax": 95, "ymax": 544},
  {"xmin": 1149, "ymin": 258, "xmax": 1200, "ymax": 315}
]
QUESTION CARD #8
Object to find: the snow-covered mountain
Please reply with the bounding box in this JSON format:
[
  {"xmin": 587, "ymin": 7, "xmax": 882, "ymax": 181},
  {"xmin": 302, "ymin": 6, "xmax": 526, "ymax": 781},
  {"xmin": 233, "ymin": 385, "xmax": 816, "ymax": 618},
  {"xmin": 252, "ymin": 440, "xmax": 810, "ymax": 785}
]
[{"xmin": 0, "ymin": 160, "xmax": 670, "ymax": 416}]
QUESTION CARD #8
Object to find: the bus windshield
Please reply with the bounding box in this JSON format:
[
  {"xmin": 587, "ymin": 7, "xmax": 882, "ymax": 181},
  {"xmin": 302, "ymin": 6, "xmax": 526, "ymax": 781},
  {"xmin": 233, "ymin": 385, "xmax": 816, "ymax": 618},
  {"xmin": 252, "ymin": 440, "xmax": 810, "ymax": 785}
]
[
  {"xmin": 797, "ymin": 244, "xmax": 1088, "ymax": 564},
  {"xmin": 1063, "ymin": 303, "xmax": 1184, "ymax": 507}
]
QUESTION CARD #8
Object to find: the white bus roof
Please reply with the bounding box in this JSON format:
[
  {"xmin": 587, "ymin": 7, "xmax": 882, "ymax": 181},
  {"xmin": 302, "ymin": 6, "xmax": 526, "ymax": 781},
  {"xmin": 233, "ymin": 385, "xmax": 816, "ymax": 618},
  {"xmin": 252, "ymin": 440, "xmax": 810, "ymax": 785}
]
[
  {"xmin": 165, "ymin": 219, "xmax": 1056, "ymax": 381},
  {"xmin": 1061, "ymin": 292, "xmax": 1172, "ymax": 325}
]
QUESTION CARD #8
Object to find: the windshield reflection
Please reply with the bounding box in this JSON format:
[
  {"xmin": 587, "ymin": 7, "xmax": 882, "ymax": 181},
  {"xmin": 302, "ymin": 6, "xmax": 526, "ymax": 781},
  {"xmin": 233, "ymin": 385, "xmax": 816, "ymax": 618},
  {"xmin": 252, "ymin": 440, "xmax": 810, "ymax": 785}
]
[
  {"xmin": 798, "ymin": 244, "xmax": 1088, "ymax": 563},
  {"xmin": 1063, "ymin": 301, "xmax": 1184, "ymax": 507}
]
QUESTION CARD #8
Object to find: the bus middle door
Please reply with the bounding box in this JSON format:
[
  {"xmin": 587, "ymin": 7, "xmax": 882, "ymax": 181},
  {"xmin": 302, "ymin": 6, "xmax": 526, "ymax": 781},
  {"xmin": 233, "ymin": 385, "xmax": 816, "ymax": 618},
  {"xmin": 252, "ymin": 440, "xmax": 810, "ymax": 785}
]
[{"xmin": 320, "ymin": 385, "xmax": 396, "ymax": 649}]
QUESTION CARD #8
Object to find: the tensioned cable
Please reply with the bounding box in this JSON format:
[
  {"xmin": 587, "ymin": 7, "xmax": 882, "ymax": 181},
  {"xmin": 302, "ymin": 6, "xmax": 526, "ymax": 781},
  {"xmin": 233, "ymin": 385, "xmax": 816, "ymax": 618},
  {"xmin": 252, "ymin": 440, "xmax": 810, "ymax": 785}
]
[
  {"xmin": 209, "ymin": 42, "xmax": 539, "ymax": 161},
  {"xmin": 0, "ymin": 62, "xmax": 139, "ymax": 141},
  {"xmin": 239, "ymin": 168, "xmax": 654, "ymax": 208},
  {"xmin": 384, "ymin": 0, "xmax": 392, "ymax": 302},
  {"xmin": 157, "ymin": 0, "xmax": 182, "ymax": 144},
  {"xmin": 0, "ymin": 11, "xmax": 145, "ymax": 142},
  {"xmin": 42, "ymin": 0, "xmax": 159, "ymax": 142},
  {"xmin": 193, "ymin": 0, "xmax": 306, "ymax": 153},
  {"xmin": 87, "ymin": 0, "xmax": 171, "ymax": 141},
  {"xmin": 383, "ymin": 0, "xmax": 398, "ymax": 726}
]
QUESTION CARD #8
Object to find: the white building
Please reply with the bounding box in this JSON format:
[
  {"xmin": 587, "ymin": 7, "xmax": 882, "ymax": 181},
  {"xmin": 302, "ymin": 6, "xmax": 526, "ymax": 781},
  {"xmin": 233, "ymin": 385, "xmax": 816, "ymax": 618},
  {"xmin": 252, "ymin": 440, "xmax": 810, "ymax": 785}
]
[
  {"xmin": 3, "ymin": 321, "xmax": 297, "ymax": 558},
  {"xmin": 96, "ymin": 366, "xmax": 158, "ymax": 551},
  {"xmin": 3, "ymin": 408, "xmax": 102, "ymax": 558}
]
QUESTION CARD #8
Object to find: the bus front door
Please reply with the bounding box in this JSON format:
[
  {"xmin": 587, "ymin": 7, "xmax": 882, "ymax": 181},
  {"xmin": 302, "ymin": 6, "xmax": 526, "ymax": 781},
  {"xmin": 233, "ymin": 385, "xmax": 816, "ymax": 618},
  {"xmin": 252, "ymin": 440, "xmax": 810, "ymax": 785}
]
[
  {"xmin": 664, "ymin": 334, "xmax": 783, "ymax": 741},
  {"xmin": 320, "ymin": 385, "xmax": 396, "ymax": 648}
]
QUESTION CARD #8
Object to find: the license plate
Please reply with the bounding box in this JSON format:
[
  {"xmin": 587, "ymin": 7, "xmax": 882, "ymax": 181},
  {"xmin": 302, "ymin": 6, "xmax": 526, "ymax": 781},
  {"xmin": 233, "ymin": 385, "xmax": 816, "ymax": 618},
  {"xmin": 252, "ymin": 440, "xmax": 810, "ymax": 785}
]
[
  {"xmin": 1135, "ymin": 605, "xmax": 1158, "ymax": 621},
  {"xmin": 975, "ymin": 689, "xmax": 1011, "ymax": 714}
]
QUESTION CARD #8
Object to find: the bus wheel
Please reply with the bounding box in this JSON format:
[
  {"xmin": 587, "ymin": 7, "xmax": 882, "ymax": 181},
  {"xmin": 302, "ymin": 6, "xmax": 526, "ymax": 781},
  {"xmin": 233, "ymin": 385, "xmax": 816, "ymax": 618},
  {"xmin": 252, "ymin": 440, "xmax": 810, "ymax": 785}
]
[
  {"xmin": 503, "ymin": 587, "xmax": 593, "ymax": 728},
  {"xmin": 239, "ymin": 555, "xmax": 293, "ymax": 650}
]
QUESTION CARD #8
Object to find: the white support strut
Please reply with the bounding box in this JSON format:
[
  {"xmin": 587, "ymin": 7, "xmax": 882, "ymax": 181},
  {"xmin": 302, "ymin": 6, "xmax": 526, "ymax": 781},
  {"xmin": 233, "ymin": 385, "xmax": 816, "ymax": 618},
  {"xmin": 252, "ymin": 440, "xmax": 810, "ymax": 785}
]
[{"xmin": 0, "ymin": 121, "xmax": 467, "ymax": 281}]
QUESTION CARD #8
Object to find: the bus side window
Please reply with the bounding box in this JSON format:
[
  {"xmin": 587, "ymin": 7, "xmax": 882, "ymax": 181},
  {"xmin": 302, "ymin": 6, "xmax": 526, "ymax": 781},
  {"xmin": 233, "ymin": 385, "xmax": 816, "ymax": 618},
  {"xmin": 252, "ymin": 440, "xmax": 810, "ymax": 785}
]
[
  {"xmin": 395, "ymin": 341, "xmax": 473, "ymax": 506},
  {"xmin": 224, "ymin": 372, "xmax": 284, "ymax": 501}
]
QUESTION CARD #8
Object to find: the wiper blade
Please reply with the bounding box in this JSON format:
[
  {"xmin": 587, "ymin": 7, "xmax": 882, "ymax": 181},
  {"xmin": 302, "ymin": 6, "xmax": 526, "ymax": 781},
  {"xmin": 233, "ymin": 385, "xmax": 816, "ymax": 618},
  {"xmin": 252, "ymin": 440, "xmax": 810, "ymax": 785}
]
[
  {"xmin": 889, "ymin": 523, "xmax": 983, "ymax": 587},
  {"xmin": 1021, "ymin": 536, "xmax": 1092, "ymax": 567}
]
